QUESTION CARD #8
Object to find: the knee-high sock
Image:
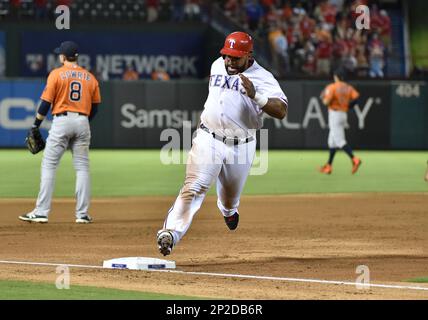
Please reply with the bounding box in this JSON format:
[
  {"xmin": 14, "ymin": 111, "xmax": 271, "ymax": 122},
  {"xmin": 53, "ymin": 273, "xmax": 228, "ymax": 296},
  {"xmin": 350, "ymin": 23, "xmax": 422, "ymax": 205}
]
[
  {"xmin": 328, "ymin": 148, "xmax": 337, "ymax": 165},
  {"xmin": 342, "ymin": 144, "xmax": 354, "ymax": 159}
]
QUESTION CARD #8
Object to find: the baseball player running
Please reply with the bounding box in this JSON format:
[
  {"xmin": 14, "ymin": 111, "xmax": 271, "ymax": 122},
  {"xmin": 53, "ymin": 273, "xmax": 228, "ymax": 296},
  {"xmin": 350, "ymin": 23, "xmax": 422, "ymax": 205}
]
[
  {"xmin": 157, "ymin": 31, "xmax": 288, "ymax": 256},
  {"xmin": 319, "ymin": 71, "xmax": 361, "ymax": 175},
  {"xmin": 19, "ymin": 41, "xmax": 101, "ymax": 223}
]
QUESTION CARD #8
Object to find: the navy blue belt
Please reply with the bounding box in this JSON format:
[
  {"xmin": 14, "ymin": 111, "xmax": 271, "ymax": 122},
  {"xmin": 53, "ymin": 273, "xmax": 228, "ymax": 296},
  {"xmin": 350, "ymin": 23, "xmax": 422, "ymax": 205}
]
[
  {"xmin": 199, "ymin": 123, "xmax": 254, "ymax": 145},
  {"xmin": 55, "ymin": 112, "xmax": 87, "ymax": 117}
]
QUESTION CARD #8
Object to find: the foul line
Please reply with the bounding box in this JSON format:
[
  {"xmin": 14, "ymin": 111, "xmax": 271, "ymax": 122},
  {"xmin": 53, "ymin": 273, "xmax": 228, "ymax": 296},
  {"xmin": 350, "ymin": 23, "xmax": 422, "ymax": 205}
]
[{"xmin": 0, "ymin": 260, "xmax": 427, "ymax": 292}]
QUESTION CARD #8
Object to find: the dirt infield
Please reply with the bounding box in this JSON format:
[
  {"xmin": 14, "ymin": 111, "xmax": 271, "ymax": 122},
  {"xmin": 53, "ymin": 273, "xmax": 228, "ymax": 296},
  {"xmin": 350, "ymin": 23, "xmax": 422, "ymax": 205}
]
[{"xmin": 0, "ymin": 193, "xmax": 427, "ymax": 299}]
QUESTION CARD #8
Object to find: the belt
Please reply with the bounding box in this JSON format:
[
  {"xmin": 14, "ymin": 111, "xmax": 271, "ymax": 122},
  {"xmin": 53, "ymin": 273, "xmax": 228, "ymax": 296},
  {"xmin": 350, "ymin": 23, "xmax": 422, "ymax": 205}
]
[
  {"xmin": 199, "ymin": 123, "xmax": 254, "ymax": 145},
  {"xmin": 54, "ymin": 112, "xmax": 87, "ymax": 117}
]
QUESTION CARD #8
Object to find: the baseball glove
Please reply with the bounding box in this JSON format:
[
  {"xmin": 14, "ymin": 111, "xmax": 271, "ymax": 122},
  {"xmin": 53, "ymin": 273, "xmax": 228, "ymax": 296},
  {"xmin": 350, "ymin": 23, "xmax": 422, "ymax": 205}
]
[{"xmin": 25, "ymin": 127, "xmax": 45, "ymax": 154}]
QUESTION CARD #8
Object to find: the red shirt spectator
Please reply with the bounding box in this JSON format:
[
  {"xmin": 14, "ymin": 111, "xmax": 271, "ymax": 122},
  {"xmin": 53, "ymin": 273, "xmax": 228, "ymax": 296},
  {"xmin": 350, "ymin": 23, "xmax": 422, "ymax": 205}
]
[
  {"xmin": 332, "ymin": 38, "xmax": 348, "ymax": 59},
  {"xmin": 379, "ymin": 10, "xmax": 391, "ymax": 37},
  {"xmin": 316, "ymin": 40, "xmax": 333, "ymax": 59},
  {"xmin": 55, "ymin": 0, "xmax": 72, "ymax": 6},
  {"xmin": 265, "ymin": 5, "xmax": 279, "ymax": 26},
  {"xmin": 322, "ymin": 3, "xmax": 337, "ymax": 26},
  {"xmin": 11, "ymin": 0, "xmax": 21, "ymax": 7},
  {"xmin": 35, "ymin": 0, "xmax": 47, "ymax": 6},
  {"xmin": 282, "ymin": 3, "xmax": 293, "ymax": 21},
  {"xmin": 300, "ymin": 15, "xmax": 316, "ymax": 40}
]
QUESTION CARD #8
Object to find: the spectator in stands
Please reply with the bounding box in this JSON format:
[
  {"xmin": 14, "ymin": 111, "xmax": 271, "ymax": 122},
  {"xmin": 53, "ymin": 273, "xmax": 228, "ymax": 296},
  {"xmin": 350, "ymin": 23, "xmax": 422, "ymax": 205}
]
[
  {"xmin": 268, "ymin": 23, "xmax": 289, "ymax": 74},
  {"xmin": 171, "ymin": 0, "xmax": 185, "ymax": 22},
  {"xmin": 302, "ymin": 53, "xmax": 316, "ymax": 75},
  {"xmin": 281, "ymin": 1, "xmax": 293, "ymax": 22},
  {"xmin": 314, "ymin": 0, "xmax": 337, "ymax": 29},
  {"xmin": 334, "ymin": 15, "xmax": 348, "ymax": 39},
  {"xmin": 146, "ymin": 0, "xmax": 159, "ymax": 23},
  {"xmin": 342, "ymin": 48, "xmax": 358, "ymax": 77},
  {"xmin": 379, "ymin": 9, "xmax": 392, "ymax": 53},
  {"xmin": 368, "ymin": 32, "xmax": 385, "ymax": 78},
  {"xmin": 55, "ymin": 0, "xmax": 72, "ymax": 6},
  {"xmin": 184, "ymin": 0, "xmax": 201, "ymax": 21},
  {"xmin": 224, "ymin": 0, "xmax": 240, "ymax": 19},
  {"xmin": 316, "ymin": 32, "xmax": 333, "ymax": 76},
  {"xmin": 122, "ymin": 65, "xmax": 139, "ymax": 81},
  {"xmin": 159, "ymin": 0, "xmax": 173, "ymax": 21},
  {"xmin": 35, "ymin": 0, "xmax": 48, "ymax": 20},
  {"xmin": 244, "ymin": 0, "xmax": 264, "ymax": 32},
  {"xmin": 151, "ymin": 67, "xmax": 171, "ymax": 81},
  {"xmin": 10, "ymin": 0, "xmax": 22, "ymax": 19},
  {"xmin": 331, "ymin": 35, "xmax": 346, "ymax": 74},
  {"xmin": 329, "ymin": 0, "xmax": 345, "ymax": 11},
  {"xmin": 299, "ymin": 11, "xmax": 316, "ymax": 41}
]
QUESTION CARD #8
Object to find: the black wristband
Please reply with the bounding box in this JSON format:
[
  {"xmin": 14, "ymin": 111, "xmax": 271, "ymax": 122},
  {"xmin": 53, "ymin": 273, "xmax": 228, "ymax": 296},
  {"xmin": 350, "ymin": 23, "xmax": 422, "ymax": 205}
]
[{"xmin": 33, "ymin": 118, "xmax": 42, "ymax": 128}]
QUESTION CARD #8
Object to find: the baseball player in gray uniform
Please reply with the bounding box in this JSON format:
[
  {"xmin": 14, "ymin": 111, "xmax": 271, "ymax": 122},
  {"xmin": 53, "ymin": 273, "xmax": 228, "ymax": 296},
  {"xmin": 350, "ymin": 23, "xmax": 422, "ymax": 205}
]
[
  {"xmin": 157, "ymin": 31, "xmax": 288, "ymax": 256},
  {"xmin": 19, "ymin": 41, "xmax": 101, "ymax": 224}
]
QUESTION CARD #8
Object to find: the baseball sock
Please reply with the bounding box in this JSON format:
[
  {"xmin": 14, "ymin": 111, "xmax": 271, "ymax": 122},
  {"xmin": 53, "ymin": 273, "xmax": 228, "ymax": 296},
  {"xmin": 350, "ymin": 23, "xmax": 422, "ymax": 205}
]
[
  {"xmin": 328, "ymin": 148, "xmax": 337, "ymax": 165},
  {"xmin": 342, "ymin": 144, "xmax": 355, "ymax": 159}
]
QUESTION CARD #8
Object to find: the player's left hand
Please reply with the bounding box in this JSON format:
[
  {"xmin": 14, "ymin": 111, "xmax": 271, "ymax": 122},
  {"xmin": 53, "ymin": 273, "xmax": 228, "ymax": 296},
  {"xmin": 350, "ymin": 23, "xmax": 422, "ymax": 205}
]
[
  {"xmin": 25, "ymin": 127, "xmax": 45, "ymax": 154},
  {"xmin": 239, "ymin": 74, "xmax": 255, "ymax": 99}
]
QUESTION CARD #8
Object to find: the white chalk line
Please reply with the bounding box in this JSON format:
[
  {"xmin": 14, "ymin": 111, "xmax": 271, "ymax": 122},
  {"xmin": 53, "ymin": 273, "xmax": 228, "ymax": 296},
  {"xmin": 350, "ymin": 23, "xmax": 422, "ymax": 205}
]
[{"xmin": 0, "ymin": 259, "xmax": 427, "ymax": 292}]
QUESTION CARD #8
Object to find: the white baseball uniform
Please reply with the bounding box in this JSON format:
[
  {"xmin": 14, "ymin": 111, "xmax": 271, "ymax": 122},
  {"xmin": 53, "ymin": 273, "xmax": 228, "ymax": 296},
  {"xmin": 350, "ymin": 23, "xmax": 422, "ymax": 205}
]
[{"xmin": 161, "ymin": 57, "xmax": 287, "ymax": 245}]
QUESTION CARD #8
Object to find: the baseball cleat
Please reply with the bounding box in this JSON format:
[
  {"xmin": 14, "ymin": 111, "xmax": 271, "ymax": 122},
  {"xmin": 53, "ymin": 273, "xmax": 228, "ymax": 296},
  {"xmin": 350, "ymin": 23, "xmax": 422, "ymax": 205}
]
[
  {"xmin": 319, "ymin": 164, "xmax": 332, "ymax": 174},
  {"xmin": 75, "ymin": 215, "xmax": 93, "ymax": 224},
  {"xmin": 19, "ymin": 211, "xmax": 48, "ymax": 223},
  {"xmin": 224, "ymin": 212, "xmax": 239, "ymax": 230},
  {"xmin": 352, "ymin": 157, "xmax": 362, "ymax": 174},
  {"xmin": 157, "ymin": 230, "xmax": 174, "ymax": 256}
]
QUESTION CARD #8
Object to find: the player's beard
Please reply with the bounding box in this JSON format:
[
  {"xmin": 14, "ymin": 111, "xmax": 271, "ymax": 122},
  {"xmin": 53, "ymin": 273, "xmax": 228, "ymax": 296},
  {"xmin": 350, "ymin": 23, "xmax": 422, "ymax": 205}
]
[{"xmin": 225, "ymin": 58, "xmax": 249, "ymax": 75}]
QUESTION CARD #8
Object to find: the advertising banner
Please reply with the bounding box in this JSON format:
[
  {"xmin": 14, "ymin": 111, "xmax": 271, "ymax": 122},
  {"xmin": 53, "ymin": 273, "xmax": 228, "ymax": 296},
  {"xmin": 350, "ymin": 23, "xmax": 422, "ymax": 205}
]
[
  {"xmin": 20, "ymin": 31, "xmax": 205, "ymax": 79},
  {"xmin": 0, "ymin": 80, "xmax": 47, "ymax": 146}
]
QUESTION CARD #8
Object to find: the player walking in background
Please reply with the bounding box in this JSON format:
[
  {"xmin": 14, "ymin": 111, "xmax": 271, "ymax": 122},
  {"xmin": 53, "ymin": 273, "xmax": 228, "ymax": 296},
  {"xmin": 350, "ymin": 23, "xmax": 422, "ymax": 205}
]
[
  {"xmin": 19, "ymin": 41, "xmax": 101, "ymax": 223},
  {"xmin": 319, "ymin": 71, "xmax": 361, "ymax": 175},
  {"xmin": 157, "ymin": 31, "xmax": 288, "ymax": 256}
]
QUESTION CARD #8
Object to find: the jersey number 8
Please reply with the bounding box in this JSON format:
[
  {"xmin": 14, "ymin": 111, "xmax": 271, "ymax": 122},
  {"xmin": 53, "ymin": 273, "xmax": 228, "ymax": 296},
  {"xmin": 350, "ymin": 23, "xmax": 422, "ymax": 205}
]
[{"xmin": 69, "ymin": 81, "xmax": 82, "ymax": 102}]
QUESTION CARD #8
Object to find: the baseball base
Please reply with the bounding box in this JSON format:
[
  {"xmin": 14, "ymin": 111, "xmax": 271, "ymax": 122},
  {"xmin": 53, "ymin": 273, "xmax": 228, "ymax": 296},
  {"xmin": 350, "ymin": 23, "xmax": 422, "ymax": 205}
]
[{"xmin": 102, "ymin": 257, "xmax": 176, "ymax": 270}]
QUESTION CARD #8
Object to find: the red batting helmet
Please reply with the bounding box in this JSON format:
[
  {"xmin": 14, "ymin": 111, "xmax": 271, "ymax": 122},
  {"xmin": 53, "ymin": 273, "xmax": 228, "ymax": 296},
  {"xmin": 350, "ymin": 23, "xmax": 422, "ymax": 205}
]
[{"xmin": 220, "ymin": 31, "xmax": 253, "ymax": 57}]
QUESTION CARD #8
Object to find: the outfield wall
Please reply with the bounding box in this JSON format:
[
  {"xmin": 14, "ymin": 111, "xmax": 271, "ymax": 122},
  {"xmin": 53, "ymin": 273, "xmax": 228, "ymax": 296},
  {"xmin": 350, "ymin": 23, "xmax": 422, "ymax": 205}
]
[{"xmin": 0, "ymin": 80, "xmax": 426, "ymax": 149}]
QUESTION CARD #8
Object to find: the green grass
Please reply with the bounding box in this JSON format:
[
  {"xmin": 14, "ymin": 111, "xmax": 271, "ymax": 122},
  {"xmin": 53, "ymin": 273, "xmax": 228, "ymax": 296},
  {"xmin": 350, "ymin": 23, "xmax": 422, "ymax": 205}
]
[
  {"xmin": 406, "ymin": 278, "xmax": 428, "ymax": 284},
  {"xmin": 0, "ymin": 150, "xmax": 427, "ymax": 198},
  {"xmin": 0, "ymin": 280, "xmax": 201, "ymax": 300}
]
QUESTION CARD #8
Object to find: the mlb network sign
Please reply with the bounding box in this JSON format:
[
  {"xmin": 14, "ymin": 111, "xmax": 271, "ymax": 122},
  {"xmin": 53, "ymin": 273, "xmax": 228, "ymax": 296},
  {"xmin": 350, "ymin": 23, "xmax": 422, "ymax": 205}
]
[{"xmin": 20, "ymin": 31, "xmax": 204, "ymax": 79}]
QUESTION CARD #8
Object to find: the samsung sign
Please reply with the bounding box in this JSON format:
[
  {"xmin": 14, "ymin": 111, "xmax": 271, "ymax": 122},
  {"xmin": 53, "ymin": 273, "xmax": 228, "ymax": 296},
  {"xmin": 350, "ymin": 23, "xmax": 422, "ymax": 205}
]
[{"xmin": 119, "ymin": 97, "xmax": 377, "ymax": 130}]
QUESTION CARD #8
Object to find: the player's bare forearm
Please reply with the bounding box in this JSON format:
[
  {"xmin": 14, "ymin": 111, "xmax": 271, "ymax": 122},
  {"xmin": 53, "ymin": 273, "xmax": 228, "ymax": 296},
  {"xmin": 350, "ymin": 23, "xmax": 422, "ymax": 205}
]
[
  {"xmin": 262, "ymin": 98, "xmax": 287, "ymax": 119},
  {"xmin": 239, "ymin": 73, "xmax": 287, "ymax": 119}
]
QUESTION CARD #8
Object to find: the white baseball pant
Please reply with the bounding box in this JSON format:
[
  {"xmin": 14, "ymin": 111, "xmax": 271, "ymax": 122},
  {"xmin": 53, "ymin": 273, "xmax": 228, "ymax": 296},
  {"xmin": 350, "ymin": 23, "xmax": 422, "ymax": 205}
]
[
  {"xmin": 163, "ymin": 128, "xmax": 256, "ymax": 245},
  {"xmin": 328, "ymin": 109, "xmax": 348, "ymax": 149}
]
